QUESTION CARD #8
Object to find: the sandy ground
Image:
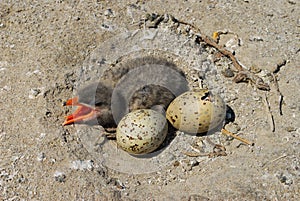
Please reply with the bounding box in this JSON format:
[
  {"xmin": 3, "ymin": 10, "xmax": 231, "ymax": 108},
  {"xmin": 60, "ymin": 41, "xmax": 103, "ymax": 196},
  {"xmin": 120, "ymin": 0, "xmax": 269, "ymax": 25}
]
[{"xmin": 1, "ymin": 0, "xmax": 299, "ymax": 200}]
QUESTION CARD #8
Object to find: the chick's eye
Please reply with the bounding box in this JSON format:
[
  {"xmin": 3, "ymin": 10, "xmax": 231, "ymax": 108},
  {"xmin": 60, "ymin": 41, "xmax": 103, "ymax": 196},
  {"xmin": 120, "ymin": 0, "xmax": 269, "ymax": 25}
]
[{"xmin": 97, "ymin": 101, "xmax": 104, "ymax": 105}]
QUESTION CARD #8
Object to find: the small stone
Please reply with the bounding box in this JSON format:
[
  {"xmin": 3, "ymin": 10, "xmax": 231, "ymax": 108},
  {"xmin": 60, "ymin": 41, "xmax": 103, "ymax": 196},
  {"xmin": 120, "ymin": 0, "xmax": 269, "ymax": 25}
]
[
  {"xmin": 258, "ymin": 69, "xmax": 270, "ymax": 77},
  {"xmin": 222, "ymin": 68, "xmax": 234, "ymax": 77},
  {"xmin": 39, "ymin": 133, "xmax": 46, "ymax": 139},
  {"xmin": 249, "ymin": 36, "xmax": 263, "ymax": 42},
  {"xmin": 276, "ymin": 172, "xmax": 293, "ymax": 186},
  {"xmin": 289, "ymin": 103, "xmax": 297, "ymax": 110},
  {"xmin": 146, "ymin": 13, "xmax": 159, "ymax": 21},
  {"xmin": 181, "ymin": 159, "xmax": 199, "ymax": 172},
  {"xmin": 109, "ymin": 178, "xmax": 126, "ymax": 189},
  {"xmin": 288, "ymin": 0, "xmax": 296, "ymax": 5},
  {"xmin": 189, "ymin": 160, "xmax": 199, "ymax": 168},
  {"xmin": 37, "ymin": 152, "xmax": 46, "ymax": 162},
  {"xmin": 115, "ymin": 179, "xmax": 126, "ymax": 189},
  {"xmin": 173, "ymin": 160, "xmax": 180, "ymax": 167},
  {"xmin": 28, "ymin": 88, "xmax": 43, "ymax": 99},
  {"xmin": 286, "ymin": 126, "xmax": 296, "ymax": 132},
  {"xmin": 252, "ymin": 94, "xmax": 262, "ymax": 101},
  {"xmin": 101, "ymin": 23, "xmax": 110, "ymax": 29},
  {"xmin": 104, "ymin": 9, "xmax": 113, "ymax": 17},
  {"xmin": 70, "ymin": 160, "xmax": 94, "ymax": 171},
  {"xmin": 224, "ymin": 122, "xmax": 241, "ymax": 134},
  {"xmin": 250, "ymin": 65, "xmax": 262, "ymax": 73},
  {"xmin": 17, "ymin": 175, "xmax": 26, "ymax": 183},
  {"xmin": 2, "ymin": 85, "xmax": 10, "ymax": 91},
  {"xmin": 54, "ymin": 171, "xmax": 66, "ymax": 183},
  {"xmin": 163, "ymin": 13, "xmax": 170, "ymax": 23},
  {"xmin": 26, "ymin": 69, "xmax": 41, "ymax": 76},
  {"xmin": 186, "ymin": 194, "xmax": 210, "ymax": 201}
]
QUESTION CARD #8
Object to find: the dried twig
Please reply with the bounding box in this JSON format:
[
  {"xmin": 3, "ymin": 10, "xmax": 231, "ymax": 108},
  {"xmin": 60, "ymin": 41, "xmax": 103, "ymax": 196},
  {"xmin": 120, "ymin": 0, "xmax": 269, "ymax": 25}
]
[
  {"xmin": 273, "ymin": 59, "xmax": 286, "ymax": 74},
  {"xmin": 183, "ymin": 144, "xmax": 227, "ymax": 158},
  {"xmin": 141, "ymin": 13, "xmax": 270, "ymax": 90},
  {"xmin": 272, "ymin": 73, "xmax": 284, "ymax": 115},
  {"xmin": 232, "ymin": 71, "xmax": 270, "ymax": 90},
  {"xmin": 221, "ymin": 128, "xmax": 254, "ymax": 146},
  {"xmin": 182, "ymin": 151, "xmax": 209, "ymax": 157},
  {"xmin": 264, "ymin": 93, "xmax": 275, "ymax": 132},
  {"xmin": 261, "ymin": 154, "xmax": 288, "ymax": 168},
  {"xmin": 174, "ymin": 17, "xmax": 270, "ymax": 91}
]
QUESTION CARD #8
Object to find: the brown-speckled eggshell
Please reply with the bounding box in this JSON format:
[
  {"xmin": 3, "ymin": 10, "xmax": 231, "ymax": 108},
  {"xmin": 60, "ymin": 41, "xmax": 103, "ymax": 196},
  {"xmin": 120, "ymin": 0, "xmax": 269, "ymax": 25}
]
[
  {"xmin": 116, "ymin": 109, "xmax": 168, "ymax": 155},
  {"xmin": 166, "ymin": 89, "xmax": 226, "ymax": 133}
]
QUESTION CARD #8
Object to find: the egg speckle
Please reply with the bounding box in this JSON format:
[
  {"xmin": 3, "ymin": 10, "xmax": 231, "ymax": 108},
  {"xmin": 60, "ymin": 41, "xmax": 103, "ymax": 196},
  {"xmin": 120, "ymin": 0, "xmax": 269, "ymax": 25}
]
[
  {"xmin": 166, "ymin": 89, "xmax": 226, "ymax": 133},
  {"xmin": 116, "ymin": 109, "xmax": 168, "ymax": 154}
]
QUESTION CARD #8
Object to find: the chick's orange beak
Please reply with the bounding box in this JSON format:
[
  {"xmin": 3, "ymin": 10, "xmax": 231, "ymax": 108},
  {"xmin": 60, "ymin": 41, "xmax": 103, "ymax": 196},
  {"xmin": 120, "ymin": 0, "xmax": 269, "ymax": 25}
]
[{"xmin": 63, "ymin": 97, "xmax": 98, "ymax": 126}]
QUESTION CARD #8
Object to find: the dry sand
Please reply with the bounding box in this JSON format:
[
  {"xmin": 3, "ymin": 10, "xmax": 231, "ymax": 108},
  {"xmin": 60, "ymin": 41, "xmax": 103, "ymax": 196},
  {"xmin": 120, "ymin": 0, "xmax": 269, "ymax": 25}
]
[{"xmin": 1, "ymin": 1, "xmax": 299, "ymax": 200}]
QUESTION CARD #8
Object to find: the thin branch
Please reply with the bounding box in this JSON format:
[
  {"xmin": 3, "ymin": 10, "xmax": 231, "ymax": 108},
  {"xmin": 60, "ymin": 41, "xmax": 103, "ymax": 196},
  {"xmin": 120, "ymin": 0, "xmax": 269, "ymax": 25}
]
[
  {"xmin": 174, "ymin": 17, "xmax": 270, "ymax": 91},
  {"xmin": 221, "ymin": 128, "xmax": 254, "ymax": 146},
  {"xmin": 272, "ymin": 73, "xmax": 284, "ymax": 115},
  {"xmin": 261, "ymin": 154, "xmax": 287, "ymax": 168},
  {"xmin": 264, "ymin": 93, "xmax": 275, "ymax": 132}
]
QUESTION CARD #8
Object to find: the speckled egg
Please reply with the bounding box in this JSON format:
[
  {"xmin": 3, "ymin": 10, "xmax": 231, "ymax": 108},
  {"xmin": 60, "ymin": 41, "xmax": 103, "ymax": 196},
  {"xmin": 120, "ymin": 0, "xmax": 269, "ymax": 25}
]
[
  {"xmin": 166, "ymin": 89, "xmax": 226, "ymax": 133},
  {"xmin": 116, "ymin": 109, "xmax": 168, "ymax": 155}
]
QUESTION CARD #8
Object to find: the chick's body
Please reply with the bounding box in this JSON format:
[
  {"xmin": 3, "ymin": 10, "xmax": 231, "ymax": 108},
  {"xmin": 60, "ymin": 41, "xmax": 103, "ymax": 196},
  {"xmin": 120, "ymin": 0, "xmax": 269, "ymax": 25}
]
[{"xmin": 63, "ymin": 57, "xmax": 189, "ymax": 130}]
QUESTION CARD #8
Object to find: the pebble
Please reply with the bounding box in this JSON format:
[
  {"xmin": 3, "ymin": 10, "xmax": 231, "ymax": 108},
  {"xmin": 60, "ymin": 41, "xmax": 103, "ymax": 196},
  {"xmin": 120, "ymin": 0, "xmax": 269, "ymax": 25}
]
[
  {"xmin": 70, "ymin": 160, "xmax": 94, "ymax": 171},
  {"xmin": 222, "ymin": 68, "xmax": 234, "ymax": 77},
  {"xmin": 287, "ymin": 0, "xmax": 296, "ymax": 5},
  {"xmin": 112, "ymin": 178, "xmax": 126, "ymax": 189},
  {"xmin": 250, "ymin": 65, "xmax": 262, "ymax": 73},
  {"xmin": 104, "ymin": 9, "xmax": 114, "ymax": 17},
  {"xmin": 285, "ymin": 126, "xmax": 296, "ymax": 132},
  {"xmin": 173, "ymin": 160, "xmax": 180, "ymax": 167},
  {"xmin": 181, "ymin": 194, "xmax": 210, "ymax": 201},
  {"xmin": 181, "ymin": 159, "xmax": 199, "ymax": 172},
  {"xmin": 252, "ymin": 96, "xmax": 262, "ymax": 101},
  {"xmin": 289, "ymin": 103, "xmax": 297, "ymax": 110},
  {"xmin": 1, "ymin": 85, "xmax": 11, "ymax": 91},
  {"xmin": 225, "ymin": 38, "xmax": 239, "ymax": 53},
  {"xmin": 249, "ymin": 36, "xmax": 264, "ymax": 42},
  {"xmin": 224, "ymin": 122, "xmax": 241, "ymax": 134},
  {"xmin": 100, "ymin": 23, "xmax": 115, "ymax": 31},
  {"xmin": 163, "ymin": 13, "xmax": 170, "ymax": 23},
  {"xmin": 28, "ymin": 88, "xmax": 44, "ymax": 99},
  {"xmin": 275, "ymin": 172, "xmax": 293, "ymax": 186},
  {"xmin": 26, "ymin": 69, "xmax": 41, "ymax": 76},
  {"xmin": 36, "ymin": 152, "xmax": 46, "ymax": 162},
  {"xmin": 29, "ymin": 88, "xmax": 41, "ymax": 99},
  {"xmin": 54, "ymin": 171, "xmax": 66, "ymax": 183},
  {"xmin": 259, "ymin": 69, "xmax": 271, "ymax": 77},
  {"xmin": 189, "ymin": 160, "xmax": 199, "ymax": 168}
]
